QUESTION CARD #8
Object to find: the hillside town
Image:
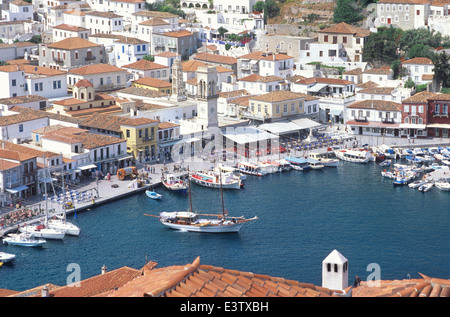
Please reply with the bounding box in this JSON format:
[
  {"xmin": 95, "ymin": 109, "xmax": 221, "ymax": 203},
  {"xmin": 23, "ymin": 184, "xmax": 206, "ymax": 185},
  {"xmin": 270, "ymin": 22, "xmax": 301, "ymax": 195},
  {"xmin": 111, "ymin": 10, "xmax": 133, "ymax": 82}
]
[{"xmin": 0, "ymin": 0, "xmax": 449, "ymax": 298}]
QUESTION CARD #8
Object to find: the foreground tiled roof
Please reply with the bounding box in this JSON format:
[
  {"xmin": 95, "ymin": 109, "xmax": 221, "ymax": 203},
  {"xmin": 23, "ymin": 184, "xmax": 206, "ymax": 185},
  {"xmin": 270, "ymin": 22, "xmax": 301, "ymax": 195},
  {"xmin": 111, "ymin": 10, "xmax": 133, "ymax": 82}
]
[
  {"xmin": 250, "ymin": 90, "xmax": 307, "ymax": 103},
  {"xmin": 47, "ymin": 37, "xmax": 100, "ymax": 50},
  {"xmin": 351, "ymin": 273, "xmax": 450, "ymax": 297},
  {"xmin": 108, "ymin": 257, "xmax": 339, "ymax": 297},
  {"xmin": 347, "ymin": 99, "xmax": 402, "ymax": 111}
]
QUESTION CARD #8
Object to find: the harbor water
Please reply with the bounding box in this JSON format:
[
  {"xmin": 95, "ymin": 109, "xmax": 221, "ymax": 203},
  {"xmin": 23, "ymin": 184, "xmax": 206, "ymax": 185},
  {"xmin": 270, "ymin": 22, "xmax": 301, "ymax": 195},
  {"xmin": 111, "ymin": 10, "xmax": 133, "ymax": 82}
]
[{"xmin": 1, "ymin": 160, "xmax": 449, "ymax": 292}]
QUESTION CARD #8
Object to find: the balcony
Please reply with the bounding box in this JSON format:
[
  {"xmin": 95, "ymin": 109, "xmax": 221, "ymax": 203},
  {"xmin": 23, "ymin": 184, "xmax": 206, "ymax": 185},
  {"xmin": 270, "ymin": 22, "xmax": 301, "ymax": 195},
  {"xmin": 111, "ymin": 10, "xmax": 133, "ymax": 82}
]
[
  {"xmin": 53, "ymin": 57, "xmax": 64, "ymax": 64},
  {"xmin": 85, "ymin": 55, "xmax": 96, "ymax": 61},
  {"xmin": 142, "ymin": 136, "xmax": 155, "ymax": 143},
  {"xmin": 381, "ymin": 117, "xmax": 395, "ymax": 124},
  {"xmin": 354, "ymin": 116, "xmax": 368, "ymax": 122}
]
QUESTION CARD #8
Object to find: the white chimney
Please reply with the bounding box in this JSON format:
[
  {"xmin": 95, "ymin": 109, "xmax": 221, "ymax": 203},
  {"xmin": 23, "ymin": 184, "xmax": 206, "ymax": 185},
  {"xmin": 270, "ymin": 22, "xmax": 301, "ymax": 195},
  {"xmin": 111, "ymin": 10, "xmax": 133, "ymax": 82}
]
[
  {"xmin": 101, "ymin": 264, "xmax": 107, "ymax": 274},
  {"xmin": 42, "ymin": 285, "xmax": 49, "ymax": 297},
  {"xmin": 322, "ymin": 249, "xmax": 348, "ymax": 291}
]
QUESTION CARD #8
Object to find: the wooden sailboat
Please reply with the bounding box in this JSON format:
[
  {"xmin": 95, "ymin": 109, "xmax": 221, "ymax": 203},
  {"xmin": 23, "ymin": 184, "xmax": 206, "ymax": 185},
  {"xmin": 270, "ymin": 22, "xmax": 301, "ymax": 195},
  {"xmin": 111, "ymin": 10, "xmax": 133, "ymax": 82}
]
[{"xmin": 145, "ymin": 171, "xmax": 258, "ymax": 233}]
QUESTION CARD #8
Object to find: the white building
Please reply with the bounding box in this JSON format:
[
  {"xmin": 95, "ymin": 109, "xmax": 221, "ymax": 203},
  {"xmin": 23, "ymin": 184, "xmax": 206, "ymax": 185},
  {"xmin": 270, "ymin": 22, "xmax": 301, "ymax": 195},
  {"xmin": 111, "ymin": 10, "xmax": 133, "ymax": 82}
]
[
  {"xmin": 114, "ymin": 36, "xmax": 149, "ymax": 68},
  {"xmin": 53, "ymin": 24, "xmax": 90, "ymax": 42},
  {"xmin": 401, "ymin": 57, "xmax": 434, "ymax": 86},
  {"xmin": 88, "ymin": 0, "xmax": 146, "ymax": 22},
  {"xmin": 0, "ymin": 95, "xmax": 48, "ymax": 115},
  {"xmin": 0, "ymin": 64, "xmax": 68, "ymax": 99},
  {"xmin": 2, "ymin": 0, "xmax": 33, "ymax": 21},
  {"xmin": 122, "ymin": 59, "xmax": 170, "ymax": 81},
  {"xmin": 67, "ymin": 63, "xmax": 129, "ymax": 91},
  {"xmin": 237, "ymin": 51, "xmax": 294, "ymax": 80},
  {"xmin": 237, "ymin": 74, "xmax": 288, "ymax": 95},
  {"xmin": 84, "ymin": 11, "xmax": 124, "ymax": 35}
]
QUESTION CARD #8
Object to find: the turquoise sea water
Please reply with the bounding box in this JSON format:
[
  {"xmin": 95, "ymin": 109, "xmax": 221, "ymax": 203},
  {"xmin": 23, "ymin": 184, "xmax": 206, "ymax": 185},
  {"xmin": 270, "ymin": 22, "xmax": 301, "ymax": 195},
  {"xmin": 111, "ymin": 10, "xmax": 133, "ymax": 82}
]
[{"xmin": 1, "ymin": 161, "xmax": 449, "ymax": 292}]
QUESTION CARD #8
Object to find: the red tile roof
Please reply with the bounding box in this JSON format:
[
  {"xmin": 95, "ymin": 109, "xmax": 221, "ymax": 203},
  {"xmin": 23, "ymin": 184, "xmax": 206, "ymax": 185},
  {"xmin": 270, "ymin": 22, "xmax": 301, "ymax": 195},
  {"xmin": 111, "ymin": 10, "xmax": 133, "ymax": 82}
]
[{"xmin": 108, "ymin": 257, "xmax": 339, "ymax": 297}]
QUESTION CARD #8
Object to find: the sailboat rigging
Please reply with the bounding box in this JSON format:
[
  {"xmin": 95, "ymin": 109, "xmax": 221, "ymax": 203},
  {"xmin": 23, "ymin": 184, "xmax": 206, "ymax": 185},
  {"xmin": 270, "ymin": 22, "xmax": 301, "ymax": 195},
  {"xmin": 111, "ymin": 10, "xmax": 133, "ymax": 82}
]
[{"xmin": 145, "ymin": 168, "xmax": 258, "ymax": 233}]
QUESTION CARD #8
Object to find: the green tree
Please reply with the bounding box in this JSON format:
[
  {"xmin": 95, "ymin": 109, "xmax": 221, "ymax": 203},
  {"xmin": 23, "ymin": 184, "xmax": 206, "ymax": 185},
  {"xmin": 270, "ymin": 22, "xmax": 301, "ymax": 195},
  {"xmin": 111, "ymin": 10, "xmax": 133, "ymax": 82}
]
[
  {"xmin": 363, "ymin": 27, "xmax": 403, "ymax": 65},
  {"xmin": 218, "ymin": 27, "xmax": 228, "ymax": 39},
  {"xmin": 404, "ymin": 77, "xmax": 415, "ymax": 89},
  {"xmin": 254, "ymin": 0, "xmax": 280, "ymax": 20},
  {"xmin": 333, "ymin": 0, "xmax": 364, "ymax": 24},
  {"xmin": 432, "ymin": 51, "xmax": 450, "ymax": 91}
]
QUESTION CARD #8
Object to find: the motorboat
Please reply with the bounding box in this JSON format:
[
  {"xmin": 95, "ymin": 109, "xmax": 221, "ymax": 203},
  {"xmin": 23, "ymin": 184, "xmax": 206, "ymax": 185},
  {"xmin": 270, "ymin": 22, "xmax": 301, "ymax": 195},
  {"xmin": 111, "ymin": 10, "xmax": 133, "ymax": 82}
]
[
  {"xmin": 435, "ymin": 181, "xmax": 450, "ymax": 191},
  {"xmin": 216, "ymin": 164, "xmax": 246, "ymax": 180},
  {"xmin": 3, "ymin": 232, "xmax": 46, "ymax": 247},
  {"xmin": 0, "ymin": 252, "xmax": 16, "ymax": 263},
  {"xmin": 379, "ymin": 160, "xmax": 391, "ymax": 167},
  {"xmin": 162, "ymin": 173, "xmax": 188, "ymax": 193},
  {"xmin": 189, "ymin": 170, "xmax": 243, "ymax": 189},
  {"xmin": 306, "ymin": 158, "xmax": 324, "ymax": 170},
  {"xmin": 334, "ymin": 149, "xmax": 371, "ymax": 163},
  {"xmin": 276, "ymin": 159, "xmax": 292, "ymax": 171},
  {"xmin": 408, "ymin": 179, "xmax": 427, "ymax": 189},
  {"xmin": 146, "ymin": 190, "xmax": 162, "ymax": 200},
  {"xmin": 285, "ymin": 156, "xmax": 310, "ymax": 171},
  {"xmin": 307, "ymin": 152, "xmax": 339, "ymax": 167},
  {"xmin": 418, "ymin": 182, "xmax": 433, "ymax": 192},
  {"xmin": 237, "ymin": 162, "xmax": 267, "ymax": 176}
]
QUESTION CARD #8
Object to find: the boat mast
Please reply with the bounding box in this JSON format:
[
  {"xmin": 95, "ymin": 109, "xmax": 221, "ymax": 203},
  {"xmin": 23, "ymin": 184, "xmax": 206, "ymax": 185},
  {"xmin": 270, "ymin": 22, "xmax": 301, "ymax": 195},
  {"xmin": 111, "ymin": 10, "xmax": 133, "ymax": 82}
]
[
  {"xmin": 188, "ymin": 168, "xmax": 193, "ymax": 213},
  {"xmin": 43, "ymin": 153, "xmax": 48, "ymax": 226},
  {"xmin": 219, "ymin": 172, "xmax": 225, "ymax": 218}
]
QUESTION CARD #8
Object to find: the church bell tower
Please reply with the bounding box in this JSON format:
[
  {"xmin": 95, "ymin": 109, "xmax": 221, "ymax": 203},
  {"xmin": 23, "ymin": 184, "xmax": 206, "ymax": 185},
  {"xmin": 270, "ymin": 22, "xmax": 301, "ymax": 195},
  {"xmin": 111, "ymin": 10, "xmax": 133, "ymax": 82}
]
[{"xmin": 196, "ymin": 65, "xmax": 218, "ymax": 129}]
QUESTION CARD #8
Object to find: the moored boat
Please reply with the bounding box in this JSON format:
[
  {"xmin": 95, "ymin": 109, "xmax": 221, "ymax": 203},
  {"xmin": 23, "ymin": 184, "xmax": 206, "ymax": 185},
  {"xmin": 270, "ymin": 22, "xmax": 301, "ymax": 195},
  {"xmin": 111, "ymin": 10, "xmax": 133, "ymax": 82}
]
[
  {"xmin": 418, "ymin": 182, "xmax": 433, "ymax": 192},
  {"xmin": 0, "ymin": 252, "xmax": 16, "ymax": 263},
  {"xmin": 285, "ymin": 156, "xmax": 310, "ymax": 171},
  {"xmin": 3, "ymin": 232, "xmax": 46, "ymax": 247},
  {"xmin": 162, "ymin": 173, "xmax": 188, "ymax": 193},
  {"xmin": 146, "ymin": 190, "xmax": 162, "ymax": 200},
  {"xmin": 435, "ymin": 181, "xmax": 450, "ymax": 191},
  {"xmin": 408, "ymin": 179, "xmax": 427, "ymax": 189},
  {"xmin": 237, "ymin": 162, "xmax": 267, "ymax": 176},
  {"xmin": 334, "ymin": 149, "xmax": 371, "ymax": 163},
  {"xmin": 189, "ymin": 170, "xmax": 242, "ymax": 189},
  {"xmin": 306, "ymin": 158, "xmax": 324, "ymax": 170},
  {"xmin": 307, "ymin": 152, "xmax": 339, "ymax": 167},
  {"xmin": 145, "ymin": 172, "xmax": 257, "ymax": 233}
]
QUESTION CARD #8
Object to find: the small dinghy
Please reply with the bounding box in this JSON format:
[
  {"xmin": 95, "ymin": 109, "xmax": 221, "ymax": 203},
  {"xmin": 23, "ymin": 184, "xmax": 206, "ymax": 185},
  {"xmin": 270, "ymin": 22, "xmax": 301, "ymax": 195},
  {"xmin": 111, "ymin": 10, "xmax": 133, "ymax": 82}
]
[{"xmin": 146, "ymin": 190, "xmax": 162, "ymax": 200}]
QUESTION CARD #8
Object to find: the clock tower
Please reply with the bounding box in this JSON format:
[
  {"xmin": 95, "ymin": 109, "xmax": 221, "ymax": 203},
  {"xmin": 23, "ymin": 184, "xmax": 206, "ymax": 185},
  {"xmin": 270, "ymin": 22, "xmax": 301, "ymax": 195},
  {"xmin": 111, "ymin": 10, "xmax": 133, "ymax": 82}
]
[{"xmin": 196, "ymin": 65, "xmax": 218, "ymax": 129}]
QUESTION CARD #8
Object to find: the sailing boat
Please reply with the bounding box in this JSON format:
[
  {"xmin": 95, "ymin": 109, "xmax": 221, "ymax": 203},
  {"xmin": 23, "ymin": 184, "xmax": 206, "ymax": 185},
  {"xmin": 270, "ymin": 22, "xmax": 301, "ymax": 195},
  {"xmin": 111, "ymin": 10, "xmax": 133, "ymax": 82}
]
[
  {"xmin": 47, "ymin": 155, "xmax": 81, "ymax": 236},
  {"xmin": 19, "ymin": 154, "xmax": 66, "ymax": 240},
  {"xmin": 145, "ymin": 171, "xmax": 258, "ymax": 233}
]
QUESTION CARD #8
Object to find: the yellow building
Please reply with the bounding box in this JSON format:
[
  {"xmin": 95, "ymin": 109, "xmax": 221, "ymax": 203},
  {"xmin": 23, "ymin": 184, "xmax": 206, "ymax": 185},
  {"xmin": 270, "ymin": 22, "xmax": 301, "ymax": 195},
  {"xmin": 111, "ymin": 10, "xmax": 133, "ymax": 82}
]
[
  {"xmin": 131, "ymin": 77, "xmax": 172, "ymax": 95},
  {"xmin": 120, "ymin": 118, "xmax": 160, "ymax": 162},
  {"xmin": 247, "ymin": 91, "xmax": 307, "ymax": 121}
]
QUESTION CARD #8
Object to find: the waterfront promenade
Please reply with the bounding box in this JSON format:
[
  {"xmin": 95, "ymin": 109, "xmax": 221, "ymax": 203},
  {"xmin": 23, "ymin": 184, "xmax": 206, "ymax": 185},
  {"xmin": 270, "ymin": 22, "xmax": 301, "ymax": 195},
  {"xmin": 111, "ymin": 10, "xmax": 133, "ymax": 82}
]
[{"xmin": 0, "ymin": 126, "xmax": 449, "ymax": 237}]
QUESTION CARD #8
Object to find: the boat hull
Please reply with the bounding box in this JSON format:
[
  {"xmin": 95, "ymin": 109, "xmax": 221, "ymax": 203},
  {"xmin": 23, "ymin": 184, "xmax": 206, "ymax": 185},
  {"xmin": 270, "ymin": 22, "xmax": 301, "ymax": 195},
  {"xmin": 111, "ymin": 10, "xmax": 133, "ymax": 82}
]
[
  {"xmin": 19, "ymin": 226, "xmax": 65, "ymax": 240},
  {"xmin": 47, "ymin": 220, "xmax": 81, "ymax": 236},
  {"xmin": 160, "ymin": 221, "xmax": 246, "ymax": 233},
  {"xmin": 0, "ymin": 252, "xmax": 16, "ymax": 263},
  {"xmin": 146, "ymin": 190, "xmax": 162, "ymax": 200},
  {"xmin": 190, "ymin": 177, "xmax": 241, "ymax": 189}
]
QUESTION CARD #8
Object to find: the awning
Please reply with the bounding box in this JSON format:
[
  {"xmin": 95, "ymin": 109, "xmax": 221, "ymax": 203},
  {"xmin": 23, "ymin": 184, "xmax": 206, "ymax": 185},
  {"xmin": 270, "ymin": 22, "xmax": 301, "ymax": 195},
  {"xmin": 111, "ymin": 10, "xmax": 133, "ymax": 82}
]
[
  {"xmin": 399, "ymin": 123, "xmax": 426, "ymax": 129},
  {"xmin": 426, "ymin": 123, "xmax": 450, "ymax": 129},
  {"xmin": 329, "ymin": 109, "xmax": 343, "ymax": 116},
  {"xmin": 182, "ymin": 137, "xmax": 201, "ymax": 143},
  {"xmin": 78, "ymin": 164, "xmax": 97, "ymax": 170},
  {"xmin": 41, "ymin": 177, "xmax": 57, "ymax": 183},
  {"xmin": 5, "ymin": 185, "xmax": 28, "ymax": 194},
  {"xmin": 258, "ymin": 121, "xmax": 303, "ymax": 135},
  {"xmin": 307, "ymin": 83, "xmax": 328, "ymax": 92},
  {"xmin": 223, "ymin": 127, "xmax": 278, "ymax": 145},
  {"xmin": 291, "ymin": 118, "xmax": 323, "ymax": 130},
  {"xmin": 117, "ymin": 155, "xmax": 133, "ymax": 161}
]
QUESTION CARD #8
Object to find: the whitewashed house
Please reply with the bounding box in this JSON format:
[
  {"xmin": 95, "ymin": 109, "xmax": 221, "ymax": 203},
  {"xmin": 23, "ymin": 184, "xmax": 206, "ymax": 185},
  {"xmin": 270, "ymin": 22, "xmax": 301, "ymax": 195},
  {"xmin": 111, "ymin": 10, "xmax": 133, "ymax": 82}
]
[
  {"xmin": 2, "ymin": 0, "xmax": 33, "ymax": 21},
  {"xmin": 401, "ymin": 57, "xmax": 434, "ymax": 86},
  {"xmin": 114, "ymin": 36, "xmax": 149, "ymax": 68},
  {"xmin": 237, "ymin": 51, "xmax": 294, "ymax": 80},
  {"xmin": 238, "ymin": 74, "xmax": 288, "ymax": 95}
]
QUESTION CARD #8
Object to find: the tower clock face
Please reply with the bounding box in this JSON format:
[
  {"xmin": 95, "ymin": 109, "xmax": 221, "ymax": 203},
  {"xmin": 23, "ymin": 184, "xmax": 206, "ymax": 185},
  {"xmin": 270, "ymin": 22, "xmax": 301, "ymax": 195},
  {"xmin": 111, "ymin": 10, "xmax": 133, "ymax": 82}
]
[
  {"xmin": 210, "ymin": 107, "xmax": 215, "ymax": 113},
  {"xmin": 200, "ymin": 106, "xmax": 205, "ymax": 113}
]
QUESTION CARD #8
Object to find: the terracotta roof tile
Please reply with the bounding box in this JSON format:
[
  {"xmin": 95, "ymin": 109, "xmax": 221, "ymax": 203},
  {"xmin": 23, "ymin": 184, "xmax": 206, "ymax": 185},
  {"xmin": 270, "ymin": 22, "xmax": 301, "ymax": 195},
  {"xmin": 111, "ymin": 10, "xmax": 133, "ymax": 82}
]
[
  {"xmin": 318, "ymin": 22, "xmax": 371, "ymax": 37},
  {"xmin": 239, "ymin": 51, "xmax": 294, "ymax": 61},
  {"xmin": 133, "ymin": 77, "xmax": 171, "ymax": 88},
  {"xmin": 122, "ymin": 59, "xmax": 167, "ymax": 70},
  {"xmin": 160, "ymin": 30, "xmax": 194, "ymax": 38},
  {"xmin": 347, "ymin": 99, "xmax": 402, "ymax": 111},
  {"xmin": 69, "ymin": 64, "xmax": 125, "ymax": 75},
  {"xmin": 47, "ymin": 37, "xmax": 100, "ymax": 50},
  {"xmin": 402, "ymin": 57, "xmax": 433, "ymax": 64},
  {"xmin": 194, "ymin": 52, "xmax": 238, "ymax": 65}
]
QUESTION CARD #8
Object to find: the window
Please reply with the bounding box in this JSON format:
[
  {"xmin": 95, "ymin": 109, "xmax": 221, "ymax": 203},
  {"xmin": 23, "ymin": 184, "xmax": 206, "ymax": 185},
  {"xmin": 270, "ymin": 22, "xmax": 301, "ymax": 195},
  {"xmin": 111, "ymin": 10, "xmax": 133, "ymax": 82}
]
[
  {"xmin": 19, "ymin": 124, "xmax": 23, "ymax": 132},
  {"xmin": 126, "ymin": 129, "xmax": 130, "ymax": 138},
  {"xmin": 11, "ymin": 79, "xmax": 16, "ymax": 86}
]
